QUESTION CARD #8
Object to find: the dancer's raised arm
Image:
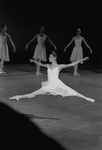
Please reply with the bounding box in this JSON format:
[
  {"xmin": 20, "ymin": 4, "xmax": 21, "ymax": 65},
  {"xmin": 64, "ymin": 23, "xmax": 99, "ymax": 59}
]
[
  {"xmin": 30, "ymin": 59, "xmax": 49, "ymax": 68},
  {"xmin": 59, "ymin": 57, "xmax": 89, "ymax": 70}
]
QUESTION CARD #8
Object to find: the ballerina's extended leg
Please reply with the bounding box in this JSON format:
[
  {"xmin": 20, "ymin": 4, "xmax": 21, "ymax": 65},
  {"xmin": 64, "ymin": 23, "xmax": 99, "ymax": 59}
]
[
  {"xmin": 75, "ymin": 92, "xmax": 95, "ymax": 102},
  {"xmin": 9, "ymin": 88, "xmax": 48, "ymax": 101}
]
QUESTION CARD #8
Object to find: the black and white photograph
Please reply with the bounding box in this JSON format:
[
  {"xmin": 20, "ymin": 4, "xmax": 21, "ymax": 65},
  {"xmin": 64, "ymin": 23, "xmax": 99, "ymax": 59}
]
[{"xmin": 0, "ymin": 0, "xmax": 102, "ymax": 149}]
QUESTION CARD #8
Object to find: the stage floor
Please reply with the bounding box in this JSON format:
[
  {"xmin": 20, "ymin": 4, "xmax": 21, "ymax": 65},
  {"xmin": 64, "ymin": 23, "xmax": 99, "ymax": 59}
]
[{"xmin": 0, "ymin": 63, "xmax": 102, "ymax": 150}]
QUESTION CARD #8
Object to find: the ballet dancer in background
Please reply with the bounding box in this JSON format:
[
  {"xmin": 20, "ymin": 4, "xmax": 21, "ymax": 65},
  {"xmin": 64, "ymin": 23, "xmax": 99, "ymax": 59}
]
[
  {"xmin": 25, "ymin": 27, "xmax": 57, "ymax": 75},
  {"xmin": 64, "ymin": 28, "xmax": 92, "ymax": 75},
  {"xmin": 0, "ymin": 24, "xmax": 16, "ymax": 73},
  {"xmin": 9, "ymin": 51, "xmax": 95, "ymax": 102}
]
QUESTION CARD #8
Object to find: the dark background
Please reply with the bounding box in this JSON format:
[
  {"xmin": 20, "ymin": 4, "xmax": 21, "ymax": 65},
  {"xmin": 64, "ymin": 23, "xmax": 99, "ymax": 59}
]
[{"xmin": 0, "ymin": 0, "xmax": 101, "ymax": 66}]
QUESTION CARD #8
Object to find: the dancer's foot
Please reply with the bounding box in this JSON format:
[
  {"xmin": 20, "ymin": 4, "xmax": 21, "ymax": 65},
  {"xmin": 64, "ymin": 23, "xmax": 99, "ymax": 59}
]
[
  {"xmin": 36, "ymin": 72, "xmax": 43, "ymax": 75},
  {"xmin": 74, "ymin": 73, "xmax": 80, "ymax": 76},
  {"xmin": 39, "ymin": 72, "xmax": 43, "ymax": 75},
  {"xmin": 2, "ymin": 71, "xmax": 6, "ymax": 74},
  {"xmin": 0, "ymin": 70, "xmax": 6, "ymax": 74},
  {"xmin": 9, "ymin": 95, "xmax": 20, "ymax": 101},
  {"xmin": 86, "ymin": 97, "xmax": 95, "ymax": 102}
]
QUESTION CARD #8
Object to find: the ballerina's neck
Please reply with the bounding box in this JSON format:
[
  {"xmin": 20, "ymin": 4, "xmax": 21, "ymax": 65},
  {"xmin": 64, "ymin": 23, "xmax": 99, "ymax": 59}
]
[
  {"xmin": 49, "ymin": 65, "xmax": 58, "ymax": 71},
  {"xmin": 39, "ymin": 33, "xmax": 45, "ymax": 37},
  {"xmin": 51, "ymin": 61, "xmax": 58, "ymax": 67}
]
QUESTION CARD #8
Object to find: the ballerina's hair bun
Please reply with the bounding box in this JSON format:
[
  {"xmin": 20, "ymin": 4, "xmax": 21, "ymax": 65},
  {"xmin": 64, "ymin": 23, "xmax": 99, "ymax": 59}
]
[
  {"xmin": 52, "ymin": 51, "xmax": 58, "ymax": 60},
  {"xmin": 52, "ymin": 51, "xmax": 57, "ymax": 57}
]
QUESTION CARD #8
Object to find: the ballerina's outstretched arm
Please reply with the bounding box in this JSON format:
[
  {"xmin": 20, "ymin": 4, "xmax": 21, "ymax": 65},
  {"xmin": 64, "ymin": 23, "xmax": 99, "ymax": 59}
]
[
  {"xmin": 30, "ymin": 59, "xmax": 49, "ymax": 68},
  {"xmin": 59, "ymin": 57, "xmax": 89, "ymax": 70}
]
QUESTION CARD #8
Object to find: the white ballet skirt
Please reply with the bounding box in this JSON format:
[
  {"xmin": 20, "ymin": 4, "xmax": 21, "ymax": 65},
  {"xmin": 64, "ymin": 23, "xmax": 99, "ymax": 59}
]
[
  {"xmin": 42, "ymin": 66, "xmax": 78, "ymax": 97},
  {"xmin": 70, "ymin": 37, "xmax": 83, "ymax": 64},
  {"xmin": 33, "ymin": 34, "xmax": 47, "ymax": 62},
  {"xmin": 0, "ymin": 34, "xmax": 10, "ymax": 61}
]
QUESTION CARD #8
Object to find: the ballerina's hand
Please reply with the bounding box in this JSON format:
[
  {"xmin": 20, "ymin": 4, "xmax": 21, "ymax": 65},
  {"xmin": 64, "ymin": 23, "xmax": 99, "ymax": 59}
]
[
  {"xmin": 90, "ymin": 49, "xmax": 93, "ymax": 54},
  {"xmin": 41, "ymin": 81, "xmax": 47, "ymax": 86},
  {"xmin": 14, "ymin": 47, "xmax": 16, "ymax": 53},
  {"xmin": 63, "ymin": 48, "xmax": 66, "ymax": 53},
  {"xmin": 30, "ymin": 59, "xmax": 34, "ymax": 63},
  {"xmin": 54, "ymin": 46, "xmax": 57, "ymax": 51},
  {"xmin": 9, "ymin": 95, "xmax": 21, "ymax": 101},
  {"xmin": 25, "ymin": 45, "xmax": 28, "ymax": 50},
  {"xmin": 83, "ymin": 57, "xmax": 89, "ymax": 61}
]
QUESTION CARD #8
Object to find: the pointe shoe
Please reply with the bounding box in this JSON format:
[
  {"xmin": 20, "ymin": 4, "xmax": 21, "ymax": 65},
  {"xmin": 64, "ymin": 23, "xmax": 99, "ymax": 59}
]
[
  {"xmin": 9, "ymin": 96, "xmax": 20, "ymax": 101},
  {"xmin": 86, "ymin": 98, "xmax": 95, "ymax": 102}
]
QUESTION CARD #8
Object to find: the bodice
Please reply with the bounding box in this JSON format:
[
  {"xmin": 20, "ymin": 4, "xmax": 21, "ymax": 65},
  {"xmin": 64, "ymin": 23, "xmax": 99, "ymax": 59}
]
[
  {"xmin": 37, "ymin": 34, "xmax": 46, "ymax": 45},
  {"xmin": 74, "ymin": 37, "xmax": 82, "ymax": 47},
  {"xmin": 0, "ymin": 35, "xmax": 7, "ymax": 46},
  {"xmin": 47, "ymin": 67, "xmax": 59, "ymax": 83}
]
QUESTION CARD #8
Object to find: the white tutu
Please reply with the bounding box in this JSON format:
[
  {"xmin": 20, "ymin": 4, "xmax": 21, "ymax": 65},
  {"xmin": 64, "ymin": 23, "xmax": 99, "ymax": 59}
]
[{"xmin": 42, "ymin": 67, "xmax": 78, "ymax": 97}]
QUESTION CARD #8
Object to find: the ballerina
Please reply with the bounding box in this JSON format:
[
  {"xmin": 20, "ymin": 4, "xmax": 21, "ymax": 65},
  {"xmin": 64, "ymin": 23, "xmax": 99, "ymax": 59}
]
[
  {"xmin": 9, "ymin": 51, "xmax": 95, "ymax": 102},
  {"xmin": 25, "ymin": 27, "xmax": 57, "ymax": 75},
  {"xmin": 0, "ymin": 24, "xmax": 16, "ymax": 73},
  {"xmin": 64, "ymin": 28, "xmax": 92, "ymax": 75}
]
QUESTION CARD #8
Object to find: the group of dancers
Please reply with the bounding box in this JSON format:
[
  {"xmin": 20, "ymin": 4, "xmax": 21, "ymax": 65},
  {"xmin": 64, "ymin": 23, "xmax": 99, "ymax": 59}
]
[
  {"xmin": 0, "ymin": 25, "xmax": 92, "ymax": 75},
  {"xmin": 0, "ymin": 24, "xmax": 95, "ymax": 102}
]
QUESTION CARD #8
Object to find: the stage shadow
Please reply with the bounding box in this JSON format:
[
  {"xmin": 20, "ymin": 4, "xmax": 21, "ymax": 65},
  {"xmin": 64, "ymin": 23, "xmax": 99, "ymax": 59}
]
[{"xmin": 0, "ymin": 101, "xmax": 66, "ymax": 149}]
